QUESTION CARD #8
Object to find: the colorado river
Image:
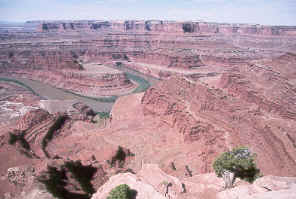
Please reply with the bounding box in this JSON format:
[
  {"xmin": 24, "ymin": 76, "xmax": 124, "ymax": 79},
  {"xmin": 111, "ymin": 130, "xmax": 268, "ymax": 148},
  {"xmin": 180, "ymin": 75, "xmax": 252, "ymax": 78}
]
[{"xmin": 0, "ymin": 76, "xmax": 114, "ymax": 112}]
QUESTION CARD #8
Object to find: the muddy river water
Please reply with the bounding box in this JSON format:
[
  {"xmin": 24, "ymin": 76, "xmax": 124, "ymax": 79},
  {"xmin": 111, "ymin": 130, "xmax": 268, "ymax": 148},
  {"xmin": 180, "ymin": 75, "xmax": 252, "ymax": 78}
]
[{"xmin": 0, "ymin": 76, "xmax": 114, "ymax": 112}]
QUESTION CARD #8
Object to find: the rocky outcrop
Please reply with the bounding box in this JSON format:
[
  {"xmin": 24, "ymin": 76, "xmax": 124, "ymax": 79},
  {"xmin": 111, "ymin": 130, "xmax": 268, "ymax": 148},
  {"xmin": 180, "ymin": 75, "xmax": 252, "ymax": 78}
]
[
  {"xmin": 38, "ymin": 20, "xmax": 296, "ymax": 36},
  {"xmin": 0, "ymin": 82, "xmax": 41, "ymax": 125},
  {"xmin": 217, "ymin": 176, "xmax": 296, "ymax": 199},
  {"xmin": 91, "ymin": 172, "xmax": 166, "ymax": 199},
  {"xmin": 91, "ymin": 164, "xmax": 183, "ymax": 199},
  {"xmin": 91, "ymin": 164, "xmax": 296, "ymax": 199},
  {"xmin": 16, "ymin": 109, "xmax": 50, "ymax": 131},
  {"xmin": 141, "ymin": 76, "xmax": 296, "ymax": 177}
]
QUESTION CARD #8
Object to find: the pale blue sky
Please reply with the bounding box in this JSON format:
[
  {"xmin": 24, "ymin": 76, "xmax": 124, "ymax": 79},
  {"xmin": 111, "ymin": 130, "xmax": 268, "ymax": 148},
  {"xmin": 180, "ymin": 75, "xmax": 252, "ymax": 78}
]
[{"xmin": 0, "ymin": 0, "xmax": 295, "ymax": 25}]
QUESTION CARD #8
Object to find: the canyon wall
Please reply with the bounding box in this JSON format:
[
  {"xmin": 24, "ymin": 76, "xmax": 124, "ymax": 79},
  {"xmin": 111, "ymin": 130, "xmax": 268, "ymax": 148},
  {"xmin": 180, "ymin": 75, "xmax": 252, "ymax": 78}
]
[
  {"xmin": 141, "ymin": 76, "xmax": 296, "ymax": 177},
  {"xmin": 1, "ymin": 20, "xmax": 296, "ymax": 96},
  {"xmin": 38, "ymin": 20, "xmax": 296, "ymax": 36}
]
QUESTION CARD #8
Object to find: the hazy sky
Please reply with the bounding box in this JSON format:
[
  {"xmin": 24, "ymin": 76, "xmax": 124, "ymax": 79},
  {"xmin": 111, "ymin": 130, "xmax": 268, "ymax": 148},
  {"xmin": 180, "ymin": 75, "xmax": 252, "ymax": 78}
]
[{"xmin": 0, "ymin": 0, "xmax": 295, "ymax": 25}]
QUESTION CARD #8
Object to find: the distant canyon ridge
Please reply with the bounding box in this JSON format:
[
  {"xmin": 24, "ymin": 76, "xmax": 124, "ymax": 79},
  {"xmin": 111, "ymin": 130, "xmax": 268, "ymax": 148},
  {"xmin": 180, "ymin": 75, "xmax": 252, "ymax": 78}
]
[
  {"xmin": 36, "ymin": 20, "xmax": 296, "ymax": 36},
  {"xmin": 0, "ymin": 19, "xmax": 296, "ymax": 199}
]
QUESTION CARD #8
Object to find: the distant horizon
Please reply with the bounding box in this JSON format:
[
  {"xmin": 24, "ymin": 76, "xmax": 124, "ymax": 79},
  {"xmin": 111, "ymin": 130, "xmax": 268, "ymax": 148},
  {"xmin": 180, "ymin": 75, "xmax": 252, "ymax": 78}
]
[
  {"xmin": 1, "ymin": 0, "xmax": 296, "ymax": 26},
  {"xmin": 1, "ymin": 19, "xmax": 296, "ymax": 27}
]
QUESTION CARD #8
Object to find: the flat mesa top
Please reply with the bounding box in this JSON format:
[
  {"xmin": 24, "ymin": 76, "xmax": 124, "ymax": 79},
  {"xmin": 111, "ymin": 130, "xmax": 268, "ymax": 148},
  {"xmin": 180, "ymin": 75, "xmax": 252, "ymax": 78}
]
[{"xmin": 80, "ymin": 63, "xmax": 121, "ymax": 74}]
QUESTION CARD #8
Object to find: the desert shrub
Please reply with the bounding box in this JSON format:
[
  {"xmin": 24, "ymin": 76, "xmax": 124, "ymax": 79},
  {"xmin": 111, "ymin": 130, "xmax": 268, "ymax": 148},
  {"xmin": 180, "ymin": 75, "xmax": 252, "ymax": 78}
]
[
  {"xmin": 213, "ymin": 146, "xmax": 260, "ymax": 183},
  {"xmin": 97, "ymin": 111, "xmax": 110, "ymax": 119},
  {"xmin": 111, "ymin": 146, "xmax": 126, "ymax": 167},
  {"xmin": 92, "ymin": 112, "xmax": 111, "ymax": 123},
  {"xmin": 65, "ymin": 160, "xmax": 97, "ymax": 195},
  {"xmin": 185, "ymin": 165, "xmax": 192, "ymax": 177},
  {"xmin": 170, "ymin": 162, "xmax": 176, "ymax": 170},
  {"xmin": 107, "ymin": 184, "xmax": 136, "ymax": 199},
  {"xmin": 110, "ymin": 146, "xmax": 135, "ymax": 168}
]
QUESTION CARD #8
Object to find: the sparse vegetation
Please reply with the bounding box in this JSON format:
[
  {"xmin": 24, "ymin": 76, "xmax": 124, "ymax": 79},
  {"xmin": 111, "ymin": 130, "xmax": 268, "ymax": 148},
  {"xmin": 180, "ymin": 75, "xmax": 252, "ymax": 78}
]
[
  {"xmin": 185, "ymin": 165, "xmax": 192, "ymax": 177},
  {"xmin": 170, "ymin": 162, "xmax": 176, "ymax": 170},
  {"xmin": 110, "ymin": 146, "xmax": 134, "ymax": 168},
  {"xmin": 107, "ymin": 184, "xmax": 137, "ymax": 199},
  {"xmin": 213, "ymin": 146, "xmax": 261, "ymax": 188},
  {"xmin": 96, "ymin": 111, "xmax": 111, "ymax": 119},
  {"xmin": 42, "ymin": 115, "xmax": 67, "ymax": 157},
  {"xmin": 111, "ymin": 146, "xmax": 127, "ymax": 168}
]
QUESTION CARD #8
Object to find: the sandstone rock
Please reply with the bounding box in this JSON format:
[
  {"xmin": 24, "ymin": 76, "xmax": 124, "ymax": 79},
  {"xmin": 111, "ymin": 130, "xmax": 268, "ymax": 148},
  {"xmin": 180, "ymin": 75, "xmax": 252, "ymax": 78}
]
[
  {"xmin": 20, "ymin": 187, "xmax": 57, "ymax": 199},
  {"xmin": 253, "ymin": 176, "xmax": 296, "ymax": 191},
  {"xmin": 241, "ymin": 187, "xmax": 296, "ymax": 199},
  {"xmin": 7, "ymin": 166, "xmax": 34, "ymax": 187},
  {"xmin": 217, "ymin": 176, "xmax": 296, "ymax": 199},
  {"xmin": 38, "ymin": 20, "xmax": 296, "ymax": 36},
  {"xmin": 138, "ymin": 164, "xmax": 184, "ymax": 198},
  {"xmin": 141, "ymin": 76, "xmax": 296, "ymax": 176},
  {"xmin": 91, "ymin": 173, "xmax": 166, "ymax": 199},
  {"xmin": 16, "ymin": 109, "xmax": 50, "ymax": 131}
]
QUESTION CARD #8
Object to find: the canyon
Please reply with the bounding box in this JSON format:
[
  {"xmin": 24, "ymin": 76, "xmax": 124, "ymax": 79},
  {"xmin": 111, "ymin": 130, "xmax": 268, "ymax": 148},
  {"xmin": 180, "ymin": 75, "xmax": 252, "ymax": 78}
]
[{"xmin": 0, "ymin": 20, "xmax": 296, "ymax": 199}]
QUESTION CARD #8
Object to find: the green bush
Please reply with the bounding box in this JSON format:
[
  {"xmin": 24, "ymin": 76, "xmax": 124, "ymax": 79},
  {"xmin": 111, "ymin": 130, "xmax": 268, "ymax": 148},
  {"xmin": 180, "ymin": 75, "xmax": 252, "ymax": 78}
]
[
  {"xmin": 107, "ymin": 184, "xmax": 136, "ymax": 199},
  {"xmin": 97, "ymin": 112, "xmax": 110, "ymax": 119},
  {"xmin": 111, "ymin": 146, "xmax": 126, "ymax": 167},
  {"xmin": 213, "ymin": 146, "xmax": 260, "ymax": 183},
  {"xmin": 108, "ymin": 146, "xmax": 135, "ymax": 168}
]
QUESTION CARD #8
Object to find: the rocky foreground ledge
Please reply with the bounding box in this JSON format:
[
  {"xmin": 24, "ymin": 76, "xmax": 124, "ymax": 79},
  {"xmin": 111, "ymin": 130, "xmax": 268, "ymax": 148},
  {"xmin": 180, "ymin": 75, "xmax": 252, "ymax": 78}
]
[{"xmin": 91, "ymin": 164, "xmax": 296, "ymax": 199}]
